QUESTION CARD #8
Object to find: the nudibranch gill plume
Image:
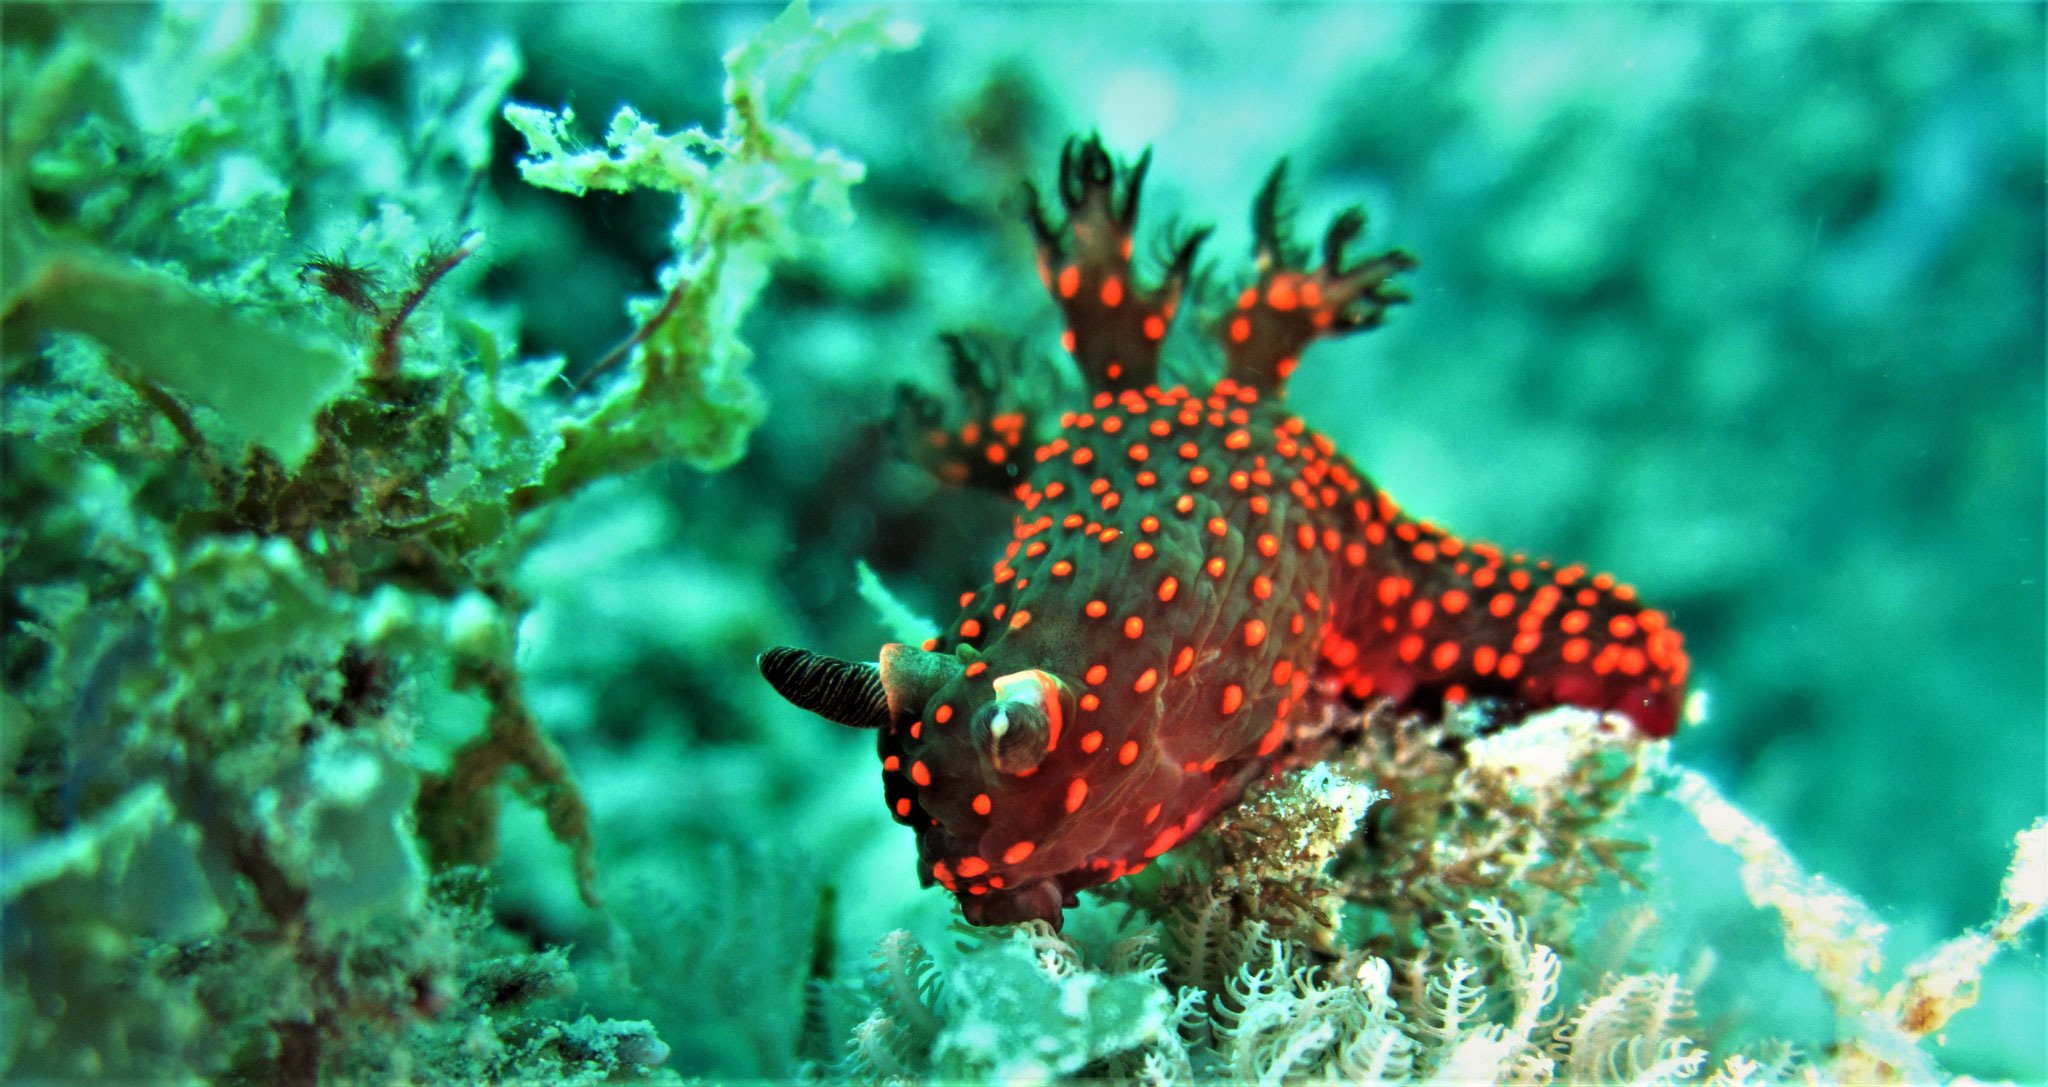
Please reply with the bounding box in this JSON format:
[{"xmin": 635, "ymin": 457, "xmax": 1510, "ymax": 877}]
[{"xmin": 761, "ymin": 138, "xmax": 1687, "ymax": 929}]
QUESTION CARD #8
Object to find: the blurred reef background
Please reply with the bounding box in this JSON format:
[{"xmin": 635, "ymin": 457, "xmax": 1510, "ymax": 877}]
[{"xmin": 2, "ymin": 3, "xmax": 2042, "ymax": 1083}]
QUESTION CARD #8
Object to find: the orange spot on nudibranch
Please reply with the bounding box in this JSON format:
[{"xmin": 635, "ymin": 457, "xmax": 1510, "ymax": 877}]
[
  {"xmin": 1124, "ymin": 616, "xmax": 1145, "ymax": 639},
  {"xmin": 971, "ymin": 794, "xmax": 992, "ymax": 816},
  {"xmin": 1003, "ymin": 841, "xmax": 1035, "ymax": 864}
]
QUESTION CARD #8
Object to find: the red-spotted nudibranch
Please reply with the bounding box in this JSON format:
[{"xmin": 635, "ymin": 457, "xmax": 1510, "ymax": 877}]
[{"xmin": 761, "ymin": 138, "xmax": 1688, "ymax": 929}]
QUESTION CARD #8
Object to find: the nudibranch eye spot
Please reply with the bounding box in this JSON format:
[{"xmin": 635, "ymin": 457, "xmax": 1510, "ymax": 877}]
[{"xmin": 758, "ymin": 134, "xmax": 1689, "ymax": 931}]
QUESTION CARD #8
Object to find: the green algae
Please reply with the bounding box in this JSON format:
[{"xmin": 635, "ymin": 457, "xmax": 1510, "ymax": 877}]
[{"xmin": 0, "ymin": 3, "xmax": 905, "ymax": 1080}]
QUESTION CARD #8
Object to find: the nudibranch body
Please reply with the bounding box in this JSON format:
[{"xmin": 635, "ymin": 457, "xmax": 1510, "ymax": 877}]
[{"xmin": 762, "ymin": 138, "xmax": 1687, "ymax": 928}]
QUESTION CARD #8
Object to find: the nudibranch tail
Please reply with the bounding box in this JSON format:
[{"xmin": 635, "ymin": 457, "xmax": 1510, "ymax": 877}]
[{"xmin": 1322, "ymin": 514, "xmax": 1689, "ymax": 740}]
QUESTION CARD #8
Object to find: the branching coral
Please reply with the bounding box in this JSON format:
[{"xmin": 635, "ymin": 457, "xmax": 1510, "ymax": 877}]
[
  {"xmin": 1671, "ymin": 773, "xmax": 2047, "ymax": 1084},
  {"xmin": 1330, "ymin": 705, "xmax": 1657, "ymax": 961},
  {"xmin": 825, "ymin": 705, "xmax": 2042, "ymax": 1086}
]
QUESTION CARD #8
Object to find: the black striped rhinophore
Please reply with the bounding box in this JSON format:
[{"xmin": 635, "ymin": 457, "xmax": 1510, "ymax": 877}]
[{"xmin": 758, "ymin": 647, "xmax": 890, "ymax": 729}]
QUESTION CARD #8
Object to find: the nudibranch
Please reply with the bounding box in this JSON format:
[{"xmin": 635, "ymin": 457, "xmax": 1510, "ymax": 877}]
[{"xmin": 761, "ymin": 138, "xmax": 1687, "ymax": 928}]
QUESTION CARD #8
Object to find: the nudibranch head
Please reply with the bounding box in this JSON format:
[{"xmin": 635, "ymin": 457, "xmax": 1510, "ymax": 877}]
[{"xmin": 762, "ymin": 627, "xmax": 1257, "ymax": 928}]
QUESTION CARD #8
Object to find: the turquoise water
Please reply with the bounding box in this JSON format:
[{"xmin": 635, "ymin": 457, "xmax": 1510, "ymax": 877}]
[{"xmin": 3, "ymin": 4, "xmax": 2041, "ymax": 1082}]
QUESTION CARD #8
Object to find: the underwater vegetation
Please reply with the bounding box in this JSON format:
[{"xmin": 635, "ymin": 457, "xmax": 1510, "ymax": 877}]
[{"xmin": 2, "ymin": 3, "xmax": 2042, "ymax": 1085}]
